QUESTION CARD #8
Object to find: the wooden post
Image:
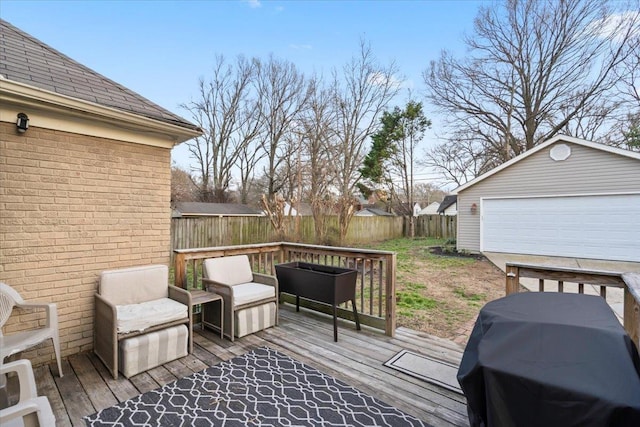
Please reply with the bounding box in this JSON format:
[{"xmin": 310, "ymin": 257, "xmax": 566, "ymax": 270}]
[
  {"xmin": 385, "ymin": 253, "xmax": 397, "ymax": 337},
  {"xmin": 622, "ymin": 273, "xmax": 640, "ymax": 351},
  {"xmin": 506, "ymin": 264, "xmax": 520, "ymax": 295},
  {"xmin": 174, "ymin": 252, "xmax": 187, "ymax": 289}
]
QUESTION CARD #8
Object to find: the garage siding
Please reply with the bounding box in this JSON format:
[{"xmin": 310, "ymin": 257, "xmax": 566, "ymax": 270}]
[{"xmin": 457, "ymin": 142, "xmax": 640, "ymax": 253}]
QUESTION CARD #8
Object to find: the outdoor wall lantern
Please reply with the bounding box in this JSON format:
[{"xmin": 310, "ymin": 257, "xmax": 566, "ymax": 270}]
[
  {"xmin": 16, "ymin": 113, "xmax": 29, "ymax": 133},
  {"xmin": 470, "ymin": 203, "xmax": 478, "ymax": 214}
]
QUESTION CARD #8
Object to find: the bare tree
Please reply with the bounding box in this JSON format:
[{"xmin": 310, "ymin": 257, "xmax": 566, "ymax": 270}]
[
  {"xmin": 299, "ymin": 76, "xmax": 337, "ymax": 243},
  {"xmin": 424, "ymin": 0, "xmax": 639, "ymax": 183},
  {"xmin": 170, "ymin": 165, "xmax": 199, "ymax": 203},
  {"xmin": 615, "ymin": 22, "xmax": 640, "ymax": 105},
  {"xmin": 614, "ymin": 30, "xmax": 640, "ymax": 150},
  {"xmin": 237, "ymin": 137, "xmax": 266, "ymax": 204},
  {"xmin": 182, "ymin": 56, "xmax": 261, "ymax": 202},
  {"xmin": 254, "ymin": 55, "xmax": 310, "ymax": 199},
  {"xmin": 413, "ymin": 182, "xmax": 446, "ymax": 205},
  {"xmin": 331, "ymin": 40, "xmax": 400, "ymax": 242},
  {"xmin": 423, "ymin": 131, "xmax": 495, "ymax": 187}
]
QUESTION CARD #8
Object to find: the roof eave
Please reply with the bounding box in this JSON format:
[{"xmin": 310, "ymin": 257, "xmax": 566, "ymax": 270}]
[{"xmin": 0, "ymin": 78, "xmax": 201, "ymax": 144}]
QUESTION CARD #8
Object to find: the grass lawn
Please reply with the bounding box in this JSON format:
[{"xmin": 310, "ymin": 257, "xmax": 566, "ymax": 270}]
[{"xmin": 364, "ymin": 238, "xmax": 505, "ymax": 341}]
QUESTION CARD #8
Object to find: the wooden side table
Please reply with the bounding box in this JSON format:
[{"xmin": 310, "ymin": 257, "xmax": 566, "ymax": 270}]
[{"xmin": 189, "ymin": 289, "xmax": 224, "ymax": 340}]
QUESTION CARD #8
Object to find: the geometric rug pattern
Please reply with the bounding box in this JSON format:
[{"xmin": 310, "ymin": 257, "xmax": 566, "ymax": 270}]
[{"xmin": 85, "ymin": 347, "xmax": 431, "ymax": 426}]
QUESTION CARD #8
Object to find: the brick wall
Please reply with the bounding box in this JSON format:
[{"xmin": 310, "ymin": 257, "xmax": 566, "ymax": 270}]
[{"xmin": 0, "ymin": 123, "xmax": 172, "ymax": 366}]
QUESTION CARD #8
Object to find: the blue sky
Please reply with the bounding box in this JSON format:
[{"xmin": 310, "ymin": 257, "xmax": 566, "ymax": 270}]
[{"xmin": 1, "ymin": 0, "xmax": 486, "ymax": 175}]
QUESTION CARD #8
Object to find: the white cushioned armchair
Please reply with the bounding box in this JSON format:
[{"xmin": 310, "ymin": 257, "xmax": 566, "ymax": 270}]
[
  {"xmin": 202, "ymin": 255, "xmax": 278, "ymax": 341},
  {"xmin": 94, "ymin": 265, "xmax": 192, "ymax": 379}
]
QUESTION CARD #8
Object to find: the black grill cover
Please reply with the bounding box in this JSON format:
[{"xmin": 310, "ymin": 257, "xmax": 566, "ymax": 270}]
[{"xmin": 458, "ymin": 292, "xmax": 640, "ymax": 427}]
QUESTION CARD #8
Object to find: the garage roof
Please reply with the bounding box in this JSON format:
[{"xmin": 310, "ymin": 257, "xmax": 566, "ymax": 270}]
[{"xmin": 454, "ymin": 135, "xmax": 640, "ymax": 194}]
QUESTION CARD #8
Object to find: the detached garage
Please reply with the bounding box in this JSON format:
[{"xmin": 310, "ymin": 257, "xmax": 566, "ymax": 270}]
[{"xmin": 455, "ymin": 136, "xmax": 640, "ymax": 262}]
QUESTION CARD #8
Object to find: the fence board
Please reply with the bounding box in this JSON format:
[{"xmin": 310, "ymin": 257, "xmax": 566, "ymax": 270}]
[
  {"xmin": 171, "ymin": 215, "xmax": 456, "ymax": 262},
  {"xmin": 413, "ymin": 215, "xmax": 457, "ymax": 239}
]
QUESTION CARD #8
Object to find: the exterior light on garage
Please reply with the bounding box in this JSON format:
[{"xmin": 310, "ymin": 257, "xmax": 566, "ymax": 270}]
[{"xmin": 470, "ymin": 203, "xmax": 478, "ymax": 214}]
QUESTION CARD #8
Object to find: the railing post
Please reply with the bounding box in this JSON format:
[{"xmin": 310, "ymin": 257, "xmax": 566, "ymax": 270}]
[
  {"xmin": 174, "ymin": 252, "xmax": 187, "ymax": 289},
  {"xmin": 506, "ymin": 264, "xmax": 520, "ymax": 295},
  {"xmin": 279, "ymin": 242, "xmax": 286, "ymax": 264},
  {"xmin": 622, "ymin": 273, "xmax": 640, "ymax": 351},
  {"xmin": 385, "ymin": 253, "xmax": 397, "ymax": 337}
]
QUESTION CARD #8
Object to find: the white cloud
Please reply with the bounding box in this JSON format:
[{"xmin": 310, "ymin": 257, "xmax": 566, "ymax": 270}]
[
  {"xmin": 589, "ymin": 11, "xmax": 639, "ymax": 41},
  {"xmin": 289, "ymin": 44, "xmax": 312, "ymax": 50},
  {"xmin": 245, "ymin": 0, "xmax": 261, "ymax": 9},
  {"xmin": 367, "ymin": 72, "xmax": 404, "ymax": 89}
]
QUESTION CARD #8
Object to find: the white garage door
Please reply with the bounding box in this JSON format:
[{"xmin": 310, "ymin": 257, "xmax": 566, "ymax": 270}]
[{"xmin": 481, "ymin": 194, "xmax": 640, "ymax": 262}]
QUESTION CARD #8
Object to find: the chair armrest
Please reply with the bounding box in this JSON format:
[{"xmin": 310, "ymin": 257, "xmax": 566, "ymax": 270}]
[
  {"xmin": 168, "ymin": 285, "xmax": 191, "ymax": 307},
  {"xmin": 94, "ymin": 293, "xmax": 116, "ymax": 327},
  {"xmin": 202, "ymin": 278, "xmax": 233, "ymax": 292},
  {"xmin": 94, "ymin": 293, "xmax": 118, "ymax": 378},
  {"xmin": 253, "ymin": 273, "xmax": 278, "ymax": 289},
  {"xmin": 0, "ymin": 397, "xmax": 56, "ymax": 426},
  {"xmin": 0, "ymin": 360, "xmax": 37, "ymax": 402},
  {"xmin": 14, "ymin": 301, "xmax": 58, "ymax": 329},
  {"xmin": 202, "ymin": 278, "xmax": 234, "ymax": 303}
]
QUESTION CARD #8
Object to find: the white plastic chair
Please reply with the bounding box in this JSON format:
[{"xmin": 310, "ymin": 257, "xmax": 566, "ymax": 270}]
[
  {"xmin": 0, "ymin": 359, "xmax": 55, "ymax": 427},
  {"xmin": 0, "ymin": 283, "xmax": 63, "ymax": 377}
]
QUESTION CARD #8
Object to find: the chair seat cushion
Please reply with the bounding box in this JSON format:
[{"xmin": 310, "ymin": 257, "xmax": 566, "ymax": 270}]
[
  {"xmin": 232, "ymin": 283, "xmax": 276, "ymax": 306},
  {"xmin": 116, "ymin": 298, "xmax": 187, "ymax": 333}
]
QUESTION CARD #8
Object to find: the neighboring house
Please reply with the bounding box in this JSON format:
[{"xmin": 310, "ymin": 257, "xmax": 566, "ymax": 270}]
[
  {"xmin": 355, "ymin": 207, "xmax": 396, "ymax": 217},
  {"xmin": 437, "ymin": 195, "xmax": 458, "ymax": 216},
  {"xmin": 173, "ymin": 202, "xmax": 263, "ymax": 217},
  {"xmin": 418, "ymin": 201, "xmax": 441, "ymax": 215},
  {"xmin": 283, "ymin": 202, "xmax": 313, "ymax": 216},
  {"xmin": 454, "ymin": 135, "xmax": 640, "ymax": 262},
  {"xmin": 393, "ymin": 202, "xmax": 422, "ymax": 217},
  {"xmin": 0, "ymin": 20, "xmax": 200, "ymax": 365}
]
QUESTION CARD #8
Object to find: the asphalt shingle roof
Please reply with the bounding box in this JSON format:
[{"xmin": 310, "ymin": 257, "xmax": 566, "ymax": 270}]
[
  {"xmin": 359, "ymin": 207, "xmax": 395, "ymax": 216},
  {"xmin": 437, "ymin": 195, "xmax": 457, "ymax": 213},
  {"xmin": 0, "ymin": 19, "xmax": 198, "ymax": 131}
]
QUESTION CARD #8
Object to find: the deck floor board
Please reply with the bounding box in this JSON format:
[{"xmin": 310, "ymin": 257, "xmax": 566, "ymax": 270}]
[{"xmin": 23, "ymin": 304, "xmax": 468, "ymax": 426}]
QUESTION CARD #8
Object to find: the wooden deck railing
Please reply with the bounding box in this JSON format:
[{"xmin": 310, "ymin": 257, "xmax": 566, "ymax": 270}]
[
  {"xmin": 174, "ymin": 242, "xmax": 397, "ymax": 336},
  {"xmin": 506, "ymin": 263, "xmax": 640, "ymax": 349}
]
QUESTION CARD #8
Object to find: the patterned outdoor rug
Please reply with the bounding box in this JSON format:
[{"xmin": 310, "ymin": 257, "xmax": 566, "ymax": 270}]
[
  {"xmin": 85, "ymin": 347, "xmax": 431, "ymax": 426},
  {"xmin": 384, "ymin": 350, "xmax": 463, "ymax": 395}
]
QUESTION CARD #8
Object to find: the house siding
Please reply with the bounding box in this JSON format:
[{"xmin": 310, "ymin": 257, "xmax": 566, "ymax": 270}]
[
  {"xmin": 0, "ymin": 123, "xmax": 172, "ymax": 365},
  {"xmin": 457, "ymin": 141, "xmax": 640, "ymax": 253}
]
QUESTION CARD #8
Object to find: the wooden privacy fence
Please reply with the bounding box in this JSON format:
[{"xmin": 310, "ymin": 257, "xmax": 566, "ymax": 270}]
[
  {"xmin": 171, "ymin": 216, "xmax": 404, "ymax": 262},
  {"xmin": 506, "ymin": 263, "xmax": 640, "ymax": 350},
  {"xmin": 173, "ymin": 242, "xmax": 397, "ymax": 337},
  {"xmin": 412, "ymin": 215, "xmax": 457, "ymax": 239},
  {"xmin": 171, "ymin": 215, "xmax": 456, "ymax": 262}
]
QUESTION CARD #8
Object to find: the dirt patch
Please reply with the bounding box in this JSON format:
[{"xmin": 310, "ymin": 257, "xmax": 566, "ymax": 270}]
[{"xmin": 394, "ymin": 245, "xmax": 505, "ymax": 344}]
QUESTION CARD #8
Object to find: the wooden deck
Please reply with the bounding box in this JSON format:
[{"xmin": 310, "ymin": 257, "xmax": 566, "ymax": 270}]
[{"xmin": 26, "ymin": 304, "xmax": 469, "ymax": 426}]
